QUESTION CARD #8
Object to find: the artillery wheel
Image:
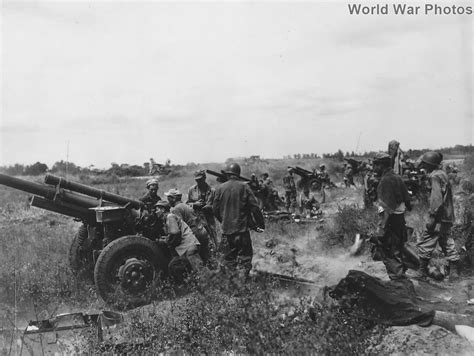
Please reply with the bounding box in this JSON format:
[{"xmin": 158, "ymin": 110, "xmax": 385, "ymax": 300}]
[
  {"xmin": 69, "ymin": 224, "xmax": 94, "ymax": 280},
  {"xmin": 94, "ymin": 235, "xmax": 168, "ymax": 309}
]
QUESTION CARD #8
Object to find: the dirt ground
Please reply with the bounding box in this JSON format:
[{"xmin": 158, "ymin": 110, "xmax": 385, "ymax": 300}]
[
  {"xmin": 252, "ymin": 186, "xmax": 474, "ymax": 354},
  {"xmin": 2, "ymin": 183, "xmax": 473, "ymax": 354}
]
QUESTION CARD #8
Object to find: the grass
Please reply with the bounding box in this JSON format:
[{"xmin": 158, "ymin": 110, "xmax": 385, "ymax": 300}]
[
  {"xmin": 0, "ymin": 156, "xmax": 471, "ymax": 353},
  {"xmin": 79, "ymin": 273, "xmax": 381, "ymax": 354}
]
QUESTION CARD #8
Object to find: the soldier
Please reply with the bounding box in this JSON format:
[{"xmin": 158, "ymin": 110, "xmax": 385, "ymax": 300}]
[
  {"xmin": 165, "ymin": 189, "xmax": 211, "ymax": 265},
  {"xmin": 363, "ymin": 163, "xmax": 379, "ymax": 209},
  {"xmin": 300, "ymin": 187, "xmax": 321, "ymax": 219},
  {"xmin": 416, "ymin": 151, "xmax": 461, "ymax": 281},
  {"xmin": 373, "ymin": 152, "xmax": 412, "ymax": 280},
  {"xmin": 344, "ymin": 163, "xmax": 355, "ymax": 188},
  {"xmin": 139, "ymin": 178, "xmax": 162, "ymax": 211},
  {"xmin": 154, "ymin": 200, "xmax": 202, "ymax": 283},
  {"xmin": 187, "ymin": 170, "xmax": 217, "ymax": 249},
  {"xmin": 319, "ymin": 164, "xmax": 329, "ymax": 184},
  {"xmin": 283, "ymin": 167, "xmax": 297, "ymax": 214},
  {"xmin": 260, "ymin": 173, "xmax": 279, "ymax": 211},
  {"xmin": 212, "ymin": 163, "xmax": 265, "ymax": 276},
  {"xmin": 318, "ymin": 164, "xmax": 330, "ymax": 203}
]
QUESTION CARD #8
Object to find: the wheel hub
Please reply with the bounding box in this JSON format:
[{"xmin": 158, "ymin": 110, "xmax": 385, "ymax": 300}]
[{"xmin": 118, "ymin": 258, "xmax": 154, "ymax": 295}]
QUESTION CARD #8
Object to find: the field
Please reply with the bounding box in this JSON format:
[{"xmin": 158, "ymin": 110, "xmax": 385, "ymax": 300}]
[{"xmin": 0, "ymin": 156, "xmax": 473, "ymax": 354}]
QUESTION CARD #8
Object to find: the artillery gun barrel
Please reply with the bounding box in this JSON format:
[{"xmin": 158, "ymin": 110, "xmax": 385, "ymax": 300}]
[
  {"xmin": 295, "ymin": 166, "xmax": 313, "ymax": 175},
  {"xmin": 44, "ymin": 174, "xmax": 143, "ymax": 209},
  {"xmin": 0, "ymin": 173, "xmax": 110, "ymax": 209},
  {"xmin": 31, "ymin": 196, "xmax": 96, "ymax": 223},
  {"xmin": 0, "ymin": 173, "xmax": 55, "ymax": 199},
  {"xmin": 205, "ymin": 169, "xmax": 252, "ymax": 183}
]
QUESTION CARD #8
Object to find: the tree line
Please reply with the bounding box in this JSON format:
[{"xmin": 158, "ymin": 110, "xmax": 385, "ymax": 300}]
[
  {"xmin": 1, "ymin": 144, "xmax": 472, "ymax": 177},
  {"xmin": 0, "ymin": 160, "xmax": 153, "ymax": 177}
]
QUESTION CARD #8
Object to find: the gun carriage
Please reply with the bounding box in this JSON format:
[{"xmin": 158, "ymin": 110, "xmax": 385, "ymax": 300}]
[
  {"xmin": 288, "ymin": 166, "xmax": 323, "ymax": 191},
  {"xmin": 0, "ymin": 173, "xmax": 172, "ymax": 309}
]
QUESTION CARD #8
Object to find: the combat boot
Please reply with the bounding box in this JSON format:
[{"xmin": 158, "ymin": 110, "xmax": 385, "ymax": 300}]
[
  {"xmin": 412, "ymin": 258, "xmax": 430, "ymax": 280},
  {"xmin": 448, "ymin": 260, "xmax": 460, "ymax": 282}
]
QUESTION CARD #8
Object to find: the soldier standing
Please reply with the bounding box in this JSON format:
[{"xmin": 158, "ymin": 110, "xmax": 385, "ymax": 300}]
[
  {"xmin": 344, "ymin": 163, "xmax": 355, "ymax": 188},
  {"xmin": 373, "ymin": 152, "xmax": 412, "ymax": 280},
  {"xmin": 318, "ymin": 164, "xmax": 330, "ymax": 203},
  {"xmin": 283, "ymin": 167, "xmax": 297, "ymax": 214},
  {"xmin": 416, "ymin": 152, "xmax": 461, "ymax": 281},
  {"xmin": 261, "ymin": 173, "xmax": 279, "ymax": 211},
  {"xmin": 165, "ymin": 189, "xmax": 211, "ymax": 265},
  {"xmin": 212, "ymin": 163, "xmax": 265, "ymax": 276},
  {"xmin": 139, "ymin": 178, "xmax": 162, "ymax": 211},
  {"xmin": 187, "ymin": 170, "xmax": 217, "ymax": 249}
]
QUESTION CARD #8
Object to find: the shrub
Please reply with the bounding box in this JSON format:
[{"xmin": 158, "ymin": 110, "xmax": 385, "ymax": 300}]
[
  {"xmin": 83, "ymin": 273, "xmax": 379, "ymax": 354},
  {"xmin": 331, "ymin": 205, "xmax": 379, "ymax": 246}
]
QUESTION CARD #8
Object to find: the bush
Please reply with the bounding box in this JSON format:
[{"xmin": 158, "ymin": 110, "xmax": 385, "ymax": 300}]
[
  {"xmin": 331, "ymin": 205, "xmax": 379, "ymax": 246},
  {"xmin": 84, "ymin": 273, "xmax": 379, "ymax": 354}
]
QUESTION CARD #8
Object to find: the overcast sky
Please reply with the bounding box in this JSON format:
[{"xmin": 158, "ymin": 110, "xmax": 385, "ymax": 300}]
[{"xmin": 1, "ymin": 1, "xmax": 472, "ymax": 169}]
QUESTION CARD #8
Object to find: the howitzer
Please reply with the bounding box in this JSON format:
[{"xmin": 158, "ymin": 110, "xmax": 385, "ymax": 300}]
[
  {"xmin": 205, "ymin": 169, "xmax": 251, "ymax": 183},
  {"xmin": 205, "ymin": 169, "xmax": 263, "ymax": 202},
  {"xmin": 289, "ymin": 166, "xmax": 322, "ymax": 183},
  {"xmin": 289, "ymin": 166, "xmax": 323, "ymax": 193},
  {"xmin": 0, "ymin": 173, "xmax": 173, "ymax": 309}
]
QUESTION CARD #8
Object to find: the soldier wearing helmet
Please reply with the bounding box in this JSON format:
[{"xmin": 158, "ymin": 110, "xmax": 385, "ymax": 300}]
[
  {"xmin": 283, "ymin": 167, "xmax": 297, "ymax": 214},
  {"xmin": 187, "ymin": 170, "xmax": 217, "ymax": 249},
  {"xmin": 212, "ymin": 162, "xmax": 265, "ymax": 276},
  {"xmin": 165, "ymin": 188, "xmax": 210, "ymax": 264},
  {"xmin": 154, "ymin": 200, "xmax": 202, "ymax": 282},
  {"xmin": 139, "ymin": 178, "xmax": 162, "ymax": 211},
  {"xmin": 372, "ymin": 152, "xmax": 412, "ymax": 280},
  {"xmin": 416, "ymin": 151, "xmax": 460, "ymax": 281}
]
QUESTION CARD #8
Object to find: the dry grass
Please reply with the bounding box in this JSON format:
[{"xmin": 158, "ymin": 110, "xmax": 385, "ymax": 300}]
[{"xmin": 0, "ymin": 157, "xmax": 471, "ymax": 353}]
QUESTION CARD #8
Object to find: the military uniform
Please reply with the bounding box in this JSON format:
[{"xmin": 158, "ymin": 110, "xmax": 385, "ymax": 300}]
[
  {"xmin": 376, "ymin": 166, "xmax": 411, "ymax": 280},
  {"xmin": 344, "ymin": 166, "xmax": 355, "ymax": 187},
  {"xmin": 212, "ymin": 176, "xmax": 264, "ymax": 275},
  {"xmin": 261, "ymin": 176, "xmax": 279, "ymax": 211},
  {"xmin": 139, "ymin": 191, "xmax": 162, "ymax": 210},
  {"xmin": 187, "ymin": 181, "xmax": 217, "ymax": 247},
  {"xmin": 283, "ymin": 172, "xmax": 297, "ymax": 213},
  {"xmin": 140, "ymin": 178, "xmax": 161, "ymax": 211},
  {"xmin": 417, "ymin": 169, "xmax": 460, "ymax": 262},
  {"xmin": 159, "ymin": 210, "xmax": 201, "ymax": 282},
  {"xmin": 171, "ymin": 202, "xmax": 210, "ymax": 263}
]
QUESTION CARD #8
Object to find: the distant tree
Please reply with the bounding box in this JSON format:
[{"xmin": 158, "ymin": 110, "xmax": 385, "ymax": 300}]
[
  {"xmin": 0, "ymin": 163, "xmax": 25, "ymax": 175},
  {"xmin": 51, "ymin": 160, "xmax": 81, "ymax": 175},
  {"xmin": 24, "ymin": 162, "xmax": 48, "ymax": 175},
  {"xmin": 335, "ymin": 149, "xmax": 345, "ymax": 162}
]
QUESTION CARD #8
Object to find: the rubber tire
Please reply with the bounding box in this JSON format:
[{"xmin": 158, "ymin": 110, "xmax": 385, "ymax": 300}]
[
  {"xmin": 69, "ymin": 224, "xmax": 94, "ymax": 280},
  {"xmin": 94, "ymin": 235, "xmax": 168, "ymax": 309}
]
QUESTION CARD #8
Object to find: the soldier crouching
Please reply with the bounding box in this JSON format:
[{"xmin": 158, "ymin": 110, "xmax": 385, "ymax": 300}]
[{"xmin": 154, "ymin": 200, "xmax": 202, "ymax": 283}]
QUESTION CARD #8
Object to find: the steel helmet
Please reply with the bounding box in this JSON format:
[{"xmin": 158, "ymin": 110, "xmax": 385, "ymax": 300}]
[
  {"xmin": 319, "ymin": 164, "xmax": 326, "ymax": 169},
  {"xmin": 225, "ymin": 162, "xmax": 241, "ymax": 176},
  {"xmin": 421, "ymin": 151, "xmax": 443, "ymax": 167}
]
